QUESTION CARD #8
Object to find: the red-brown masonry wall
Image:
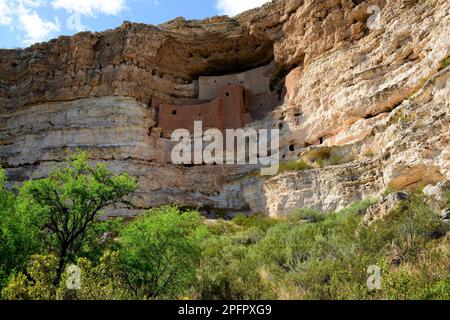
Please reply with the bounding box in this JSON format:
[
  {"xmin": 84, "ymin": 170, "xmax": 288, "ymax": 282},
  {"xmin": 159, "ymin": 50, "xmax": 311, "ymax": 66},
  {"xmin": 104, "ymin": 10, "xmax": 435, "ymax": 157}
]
[{"xmin": 158, "ymin": 85, "xmax": 252, "ymax": 137}]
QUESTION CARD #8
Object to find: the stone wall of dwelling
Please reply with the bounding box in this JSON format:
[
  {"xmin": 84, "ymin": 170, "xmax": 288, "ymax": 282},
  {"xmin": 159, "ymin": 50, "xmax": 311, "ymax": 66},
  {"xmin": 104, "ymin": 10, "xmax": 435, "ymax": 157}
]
[
  {"xmin": 158, "ymin": 84, "xmax": 250, "ymax": 137},
  {"xmin": 158, "ymin": 99, "xmax": 222, "ymax": 137},
  {"xmin": 247, "ymin": 91, "xmax": 281, "ymax": 120},
  {"xmin": 198, "ymin": 62, "xmax": 275, "ymax": 100},
  {"xmin": 155, "ymin": 62, "xmax": 282, "ymax": 137},
  {"xmin": 218, "ymin": 85, "xmax": 249, "ymax": 130},
  {"xmin": 151, "ymin": 96, "xmax": 210, "ymax": 109}
]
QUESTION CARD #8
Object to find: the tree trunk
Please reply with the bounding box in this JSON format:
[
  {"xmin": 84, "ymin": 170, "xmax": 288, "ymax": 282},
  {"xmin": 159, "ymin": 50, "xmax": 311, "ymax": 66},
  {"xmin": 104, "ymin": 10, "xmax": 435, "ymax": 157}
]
[{"xmin": 54, "ymin": 243, "xmax": 68, "ymax": 286}]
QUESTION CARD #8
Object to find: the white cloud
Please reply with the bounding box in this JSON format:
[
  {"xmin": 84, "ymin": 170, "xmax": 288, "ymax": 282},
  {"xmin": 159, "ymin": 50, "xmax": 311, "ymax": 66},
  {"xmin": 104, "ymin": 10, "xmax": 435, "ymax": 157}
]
[
  {"xmin": 1, "ymin": 0, "xmax": 127, "ymax": 47},
  {"xmin": 216, "ymin": 0, "xmax": 270, "ymax": 16},
  {"xmin": 17, "ymin": 6, "xmax": 60, "ymax": 45},
  {"xmin": 51, "ymin": 0, "xmax": 127, "ymax": 16},
  {"xmin": 0, "ymin": 0, "xmax": 14, "ymax": 25},
  {"xmin": 0, "ymin": 0, "xmax": 60, "ymax": 45}
]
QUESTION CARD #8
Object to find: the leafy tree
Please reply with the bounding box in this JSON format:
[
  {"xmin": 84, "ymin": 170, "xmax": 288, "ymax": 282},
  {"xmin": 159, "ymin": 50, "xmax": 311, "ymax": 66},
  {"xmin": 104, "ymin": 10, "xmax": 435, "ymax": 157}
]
[
  {"xmin": 0, "ymin": 168, "xmax": 14, "ymax": 288},
  {"xmin": 18, "ymin": 152, "xmax": 137, "ymax": 285},
  {"xmin": 118, "ymin": 206, "xmax": 207, "ymax": 299},
  {"xmin": 0, "ymin": 167, "xmax": 10, "ymax": 210},
  {"xmin": 1, "ymin": 168, "xmax": 46, "ymax": 294}
]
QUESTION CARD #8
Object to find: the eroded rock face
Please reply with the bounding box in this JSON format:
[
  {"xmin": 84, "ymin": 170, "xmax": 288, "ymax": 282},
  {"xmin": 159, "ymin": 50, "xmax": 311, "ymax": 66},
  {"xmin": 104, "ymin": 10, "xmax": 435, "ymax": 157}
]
[
  {"xmin": 262, "ymin": 0, "xmax": 449, "ymax": 215},
  {"xmin": 0, "ymin": 0, "xmax": 449, "ymax": 217}
]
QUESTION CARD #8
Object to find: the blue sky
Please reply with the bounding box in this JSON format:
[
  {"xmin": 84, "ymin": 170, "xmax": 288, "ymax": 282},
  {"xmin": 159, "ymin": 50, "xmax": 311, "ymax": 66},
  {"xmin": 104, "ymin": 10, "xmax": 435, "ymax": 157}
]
[{"xmin": 0, "ymin": 0, "xmax": 270, "ymax": 49}]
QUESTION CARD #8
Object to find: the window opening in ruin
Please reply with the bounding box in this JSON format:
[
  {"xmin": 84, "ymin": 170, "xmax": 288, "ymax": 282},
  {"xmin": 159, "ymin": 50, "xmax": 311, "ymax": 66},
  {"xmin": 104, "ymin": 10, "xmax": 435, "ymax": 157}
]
[
  {"xmin": 148, "ymin": 97, "xmax": 153, "ymax": 109},
  {"xmin": 277, "ymin": 88, "xmax": 283, "ymax": 101}
]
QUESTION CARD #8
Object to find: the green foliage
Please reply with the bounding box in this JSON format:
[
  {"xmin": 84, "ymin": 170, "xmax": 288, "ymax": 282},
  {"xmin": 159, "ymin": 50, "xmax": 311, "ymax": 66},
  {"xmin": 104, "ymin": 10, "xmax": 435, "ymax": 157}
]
[
  {"xmin": 0, "ymin": 168, "xmax": 45, "ymax": 293},
  {"xmin": 57, "ymin": 251, "xmax": 130, "ymax": 300},
  {"xmin": 370, "ymin": 193, "xmax": 448, "ymax": 259},
  {"xmin": 288, "ymin": 208, "xmax": 326, "ymax": 223},
  {"xmin": 301, "ymin": 147, "xmax": 355, "ymax": 168},
  {"xmin": 439, "ymin": 57, "xmax": 450, "ymax": 70},
  {"xmin": 204, "ymin": 219, "xmax": 241, "ymax": 236},
  {"xmin": 247, "ymin": 197, "xmax": 448, "ymax": 300},
  {"xmin": 232, "ymin": 213, "xmax": 278, "ymax": 232},
  {"xmin": 118, "ymin": 206, "xmax": 207, "ymax": 299},
  {"xmin": 78, "ymin": 217, "xmax": 125, "ymax": 263},
  {"xmin": 3, "ymin": 252, "xmax": 130, "ymax": 300},
  {"xmin": 363, "ymin": 149, "xmax": 375, "ymax": 158},
  {"xmin": 194, "ymin": 227, "xmax": 274, "ymax": 300},
  {"xmin": 444, "ymin": 186, "xmax": 450, "ymax": 208},
  {"xmin": 277, "ymin": 160, "xmax": 313, "ymax": 174},
  {"xmin": 1, "ymin": 160, "xmax": 449, "ymax": 301},
  {"xmin": 382, "ymin": 248, "xmax": 449, "ymax": 300},
  {"xmin": 0, "ymin": 153, "xmax": 137, "ymax": 295},
  {"xmin": 18, "ymin": 152, "xmax": 137, "ymax": 284},
  {"xmin": 390, "ymin": 110, "xmax": 415, "ymax": 125},
  {"xmin": 2, "ymin": 255, "xmax": 59, "ymax": 300}
]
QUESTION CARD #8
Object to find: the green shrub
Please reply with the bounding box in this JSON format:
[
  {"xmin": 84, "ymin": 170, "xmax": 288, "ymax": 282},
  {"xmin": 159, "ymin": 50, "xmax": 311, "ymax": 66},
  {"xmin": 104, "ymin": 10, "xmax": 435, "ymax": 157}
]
[
  {"xmin": 246, "ymin": 197, "xmax": 448, "ymax": 300},
  {"xmin": 2, "ymin": 158, "xmax": 449, "ymax": 300},
  {"xmin": 288, "ymin": 208, "xmax": 326, "ymax": 223},
  {"xmin": 364, "ymin": 149, "xmax": 375, "ymax": 158},
  {"xmin": 194, "ymin": 231, "xmax": 274, "ymax": 300},
  {"xmin": 390, "ymin": 110, "xmax": 415, "ymax": 125},
  {"xmin": 118, "ymin": 206, "xmax": 207, "ymax": 299},
  {"xmin": 232, "ymin": 213, "xmax": 278, "ymax": 232},
  {"xmin": 373, "ymin": 193, "xmax": 449, "ymax": 258},
  {"xmin": 277, "ymin": 160, "xmax": 313, "ymax": 174},
  {"xmin": 57, "ymin": 251, "xmax": 131, "ymax": 300},
  {"xmin": 301, "ymin": 147, "xmax": 355, "ymax": 168},
  {"xmin": 2, "ymin": 255, "xmax": 59, "ymax": 300}
]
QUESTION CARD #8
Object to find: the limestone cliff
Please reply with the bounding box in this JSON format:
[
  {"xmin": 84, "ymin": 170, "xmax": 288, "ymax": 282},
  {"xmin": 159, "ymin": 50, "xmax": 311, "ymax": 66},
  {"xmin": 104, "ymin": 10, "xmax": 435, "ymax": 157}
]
[{"xmin": 0, "ymin": 0, "xmax": 448, "ymax": 217}]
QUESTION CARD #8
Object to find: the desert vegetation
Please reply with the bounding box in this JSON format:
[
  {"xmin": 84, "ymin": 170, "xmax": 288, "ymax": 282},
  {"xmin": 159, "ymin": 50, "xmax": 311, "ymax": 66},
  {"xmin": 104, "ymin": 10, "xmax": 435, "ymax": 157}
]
[{"xmin": 0, "ymin": 155, "xmax": 448, "ymax": 300}]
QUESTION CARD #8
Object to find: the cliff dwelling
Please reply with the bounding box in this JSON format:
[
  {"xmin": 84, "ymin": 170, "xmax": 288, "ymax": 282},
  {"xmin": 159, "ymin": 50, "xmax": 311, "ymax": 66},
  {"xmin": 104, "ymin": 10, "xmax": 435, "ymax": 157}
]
[{"xmin": 153, "ymin": 63, "xmax": 283, "ymax": 137}]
